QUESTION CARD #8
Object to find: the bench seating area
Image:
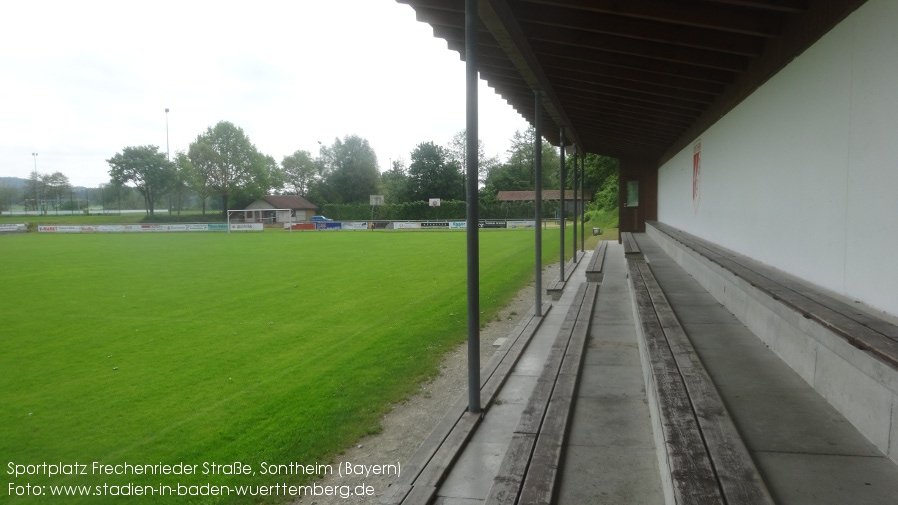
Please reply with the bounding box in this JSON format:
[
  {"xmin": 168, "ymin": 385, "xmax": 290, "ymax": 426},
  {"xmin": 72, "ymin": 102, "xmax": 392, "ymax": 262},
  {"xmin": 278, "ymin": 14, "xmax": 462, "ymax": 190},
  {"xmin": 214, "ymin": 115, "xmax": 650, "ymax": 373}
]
[
  {"xmin": 646, "ymin": 221, "xmax": 898, "ymax": 464},
  {"xmin": 584, "ymin": 240, "xmax": 608, "ymax": 283},
  {"xmin": 627, "ymin": 255, "xmax": 774, "ymax": 505},
  {"xmin": 485, "ymin": 282, "xmax": 599, "ymax": 504},
  {"xmin": 621, "ymin": 231, "xmax": 641, "ymax": 255},
  {"xmin": 381, "ymin": 303, "xmax": 552, "ymax": 504},
  {"xmin": 546, "ymin": 254, "xmax": 582, "ymax": 301}
]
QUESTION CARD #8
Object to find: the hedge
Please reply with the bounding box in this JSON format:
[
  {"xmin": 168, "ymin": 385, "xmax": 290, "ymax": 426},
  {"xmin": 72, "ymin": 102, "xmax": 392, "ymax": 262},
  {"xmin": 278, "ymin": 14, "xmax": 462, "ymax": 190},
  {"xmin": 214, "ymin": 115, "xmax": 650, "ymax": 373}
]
[{"xmin": 320, "ymin": 200, "xmax": 562, "ymax": 221}]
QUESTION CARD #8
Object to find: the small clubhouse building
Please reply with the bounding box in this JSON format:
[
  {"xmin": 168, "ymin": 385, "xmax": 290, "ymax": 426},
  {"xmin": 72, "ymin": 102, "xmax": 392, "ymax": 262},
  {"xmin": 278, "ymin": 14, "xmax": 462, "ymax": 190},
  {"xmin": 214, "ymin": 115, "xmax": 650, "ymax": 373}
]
[{"xmin": 244, "ymin": 195, "xmax": 318, "ymax": 224}]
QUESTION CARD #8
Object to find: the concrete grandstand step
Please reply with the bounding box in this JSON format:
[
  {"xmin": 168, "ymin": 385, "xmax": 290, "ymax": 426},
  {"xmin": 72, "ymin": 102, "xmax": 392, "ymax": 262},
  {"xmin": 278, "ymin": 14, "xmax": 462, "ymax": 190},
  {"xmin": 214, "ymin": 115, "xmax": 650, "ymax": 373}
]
[{"xmin": 635, "ymin": 232, "xmax": 898, "ymax": 505}]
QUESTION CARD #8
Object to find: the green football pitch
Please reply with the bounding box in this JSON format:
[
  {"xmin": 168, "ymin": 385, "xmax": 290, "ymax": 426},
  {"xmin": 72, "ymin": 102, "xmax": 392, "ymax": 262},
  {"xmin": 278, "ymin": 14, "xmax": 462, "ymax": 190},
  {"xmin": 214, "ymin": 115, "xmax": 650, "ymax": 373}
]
[{"xmin": 0, "ymin": 229, "xmax": 562, "ymax": 504}]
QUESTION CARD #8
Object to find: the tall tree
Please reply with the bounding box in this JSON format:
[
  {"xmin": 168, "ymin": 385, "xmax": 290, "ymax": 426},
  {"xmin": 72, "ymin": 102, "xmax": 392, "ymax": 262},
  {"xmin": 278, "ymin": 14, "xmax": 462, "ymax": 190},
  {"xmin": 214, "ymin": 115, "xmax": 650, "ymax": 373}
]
[
  {"xmin": 319, "ymin": 135, "xmax": 379, "ymax": 203},
  {"xmin": 99, "ymin": 182, "xmax": 142, "ymax": 211},
  {"xmin": 482, "ymin": 127, "xmax": 559, "ymax": 199},
  {"xmin": 581, "ymin": 153, "xmax": 618, "ymax": 192},
  {"xmin": 41, "ymin": 172, "xmax": 72, "ymax": 212},
  {"xmin": 380, "ymin": 158, "xmax": 409, "ymax": 203},
  {"xmin": 578, "ymin": 153, "xmax": 619, "ymax": 210},
  {"xmin": 185, "ymin": 141, "xmax": 216, "ymax": 214},
  {"xmin": 27, "ymin": 171, "xmax": 46, "ymax": 213},
  {"xmin": 187, "ymin": 121, "xmax": 268, "ymax": 213},
  {"xmin": 281, "ymin": 149, "xmax": 317, "ymax": 196},
  {"xmin": 447, "ymin": 129, "xmax": 500, "ymax": 187},
  {"xmin": 264, "ymin": 155, "xmax": 285, "ymax": 194},
  {"xmin": 230, "ymin": 154, "xmax": 282, "ymax": 209},
  {"xmin": 407, "ymin": 141, "xmax": 464, "ymax": 201},
  {"xmin": 0, "ymin": 184, "xmax": 16, "ymax": 212},
  {"xmin": 106, "ymin": 145, "xmax": 174, "ymax": 216},
  {"xmin": 170, "ymin": 152, "xmax": 195, "ymax": 216}
]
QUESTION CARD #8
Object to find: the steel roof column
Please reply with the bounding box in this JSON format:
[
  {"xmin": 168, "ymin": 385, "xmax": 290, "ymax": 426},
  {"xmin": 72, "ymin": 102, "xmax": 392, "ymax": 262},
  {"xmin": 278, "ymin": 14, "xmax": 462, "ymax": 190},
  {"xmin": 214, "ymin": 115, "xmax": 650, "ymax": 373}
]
[
  {"xmin": 534, "ymin": 91, "xmax": 543, "ymax": 317},
  {"xmin": 572, "ymin": 148, "xmax": 578, "ymax": 262},
  {"xmin": 580, "ymin": 152, "xmax": 585, "ymax": 252},
  {"xmin": 559, "ymin": 126, "xmax": 566, "ymax": 282},
  {"xmin": 465, "ymin": 0, "xmax": 481, "ymax": 415}
]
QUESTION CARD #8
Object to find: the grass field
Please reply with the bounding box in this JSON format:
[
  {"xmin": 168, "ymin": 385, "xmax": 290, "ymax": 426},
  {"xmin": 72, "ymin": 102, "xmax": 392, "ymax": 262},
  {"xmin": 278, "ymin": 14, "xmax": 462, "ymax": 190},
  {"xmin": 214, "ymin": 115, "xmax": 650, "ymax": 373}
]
[{"xmin": 0, "ymin": 229, "xmax": 568, "ymax": 504}]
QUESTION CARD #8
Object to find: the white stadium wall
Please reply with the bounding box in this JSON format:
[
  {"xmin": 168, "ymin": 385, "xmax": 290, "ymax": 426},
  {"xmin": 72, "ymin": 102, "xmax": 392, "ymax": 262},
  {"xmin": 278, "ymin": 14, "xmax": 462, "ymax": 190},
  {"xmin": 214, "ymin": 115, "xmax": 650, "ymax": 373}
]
[{"xmin": 657, "ymin": 0, "xmax": 898, "ymax": 317}]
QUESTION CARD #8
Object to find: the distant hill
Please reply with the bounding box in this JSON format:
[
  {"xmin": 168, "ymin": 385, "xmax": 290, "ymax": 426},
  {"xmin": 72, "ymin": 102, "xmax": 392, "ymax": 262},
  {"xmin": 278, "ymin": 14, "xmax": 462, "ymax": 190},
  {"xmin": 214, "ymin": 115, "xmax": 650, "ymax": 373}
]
[
  {"xmin": 1, "ymin": 177, "xmax": 93, "ymax": 191},
  {"xmin": 0, "ymin": 177, "xmax": 29, "ymax": 190}
]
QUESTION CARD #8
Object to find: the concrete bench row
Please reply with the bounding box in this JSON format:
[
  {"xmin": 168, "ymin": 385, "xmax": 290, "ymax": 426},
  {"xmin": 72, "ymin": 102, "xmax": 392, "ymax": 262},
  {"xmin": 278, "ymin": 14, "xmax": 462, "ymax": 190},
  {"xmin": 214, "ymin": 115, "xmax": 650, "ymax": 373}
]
[
  {"xmin": 380, "ymin": 303, "xmax": 552, "ymax": 505},
  {"xmin": 646, "ymin": 221, "xmax": 898, "ymax": 464},
  {"xmin": 546, "ymin": 253, "xmax": 582, "ymax": 301},
  {"xmin": 584, "ymin": 240, "xmax": 608, "ymax": 282},
  {"xmin": 485, "ymin": 282, "xmax": 599, "ymax": 505},
  {"xmin": 621, "ymin": 231, "xmax": 641, "ymax": 256},
  {"xmin": 649, "ymin": 221, "xmax": 898, "ymax": 366},
  {"xmin": 550, "ymin": 237, "xmax": 611, "ymax": 297},
  {"xmin": 627, "ymin": 251, "xmax": 774, "ymax": 505}
]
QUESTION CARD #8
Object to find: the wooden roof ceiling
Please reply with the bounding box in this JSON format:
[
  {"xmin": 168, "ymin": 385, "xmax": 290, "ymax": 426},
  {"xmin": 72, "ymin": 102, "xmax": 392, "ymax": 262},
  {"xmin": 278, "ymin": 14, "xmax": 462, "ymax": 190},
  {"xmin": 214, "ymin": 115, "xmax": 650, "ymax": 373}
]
[{"xmin": 398, "ymin": 0, "xmax": 867, "ymax": 163}]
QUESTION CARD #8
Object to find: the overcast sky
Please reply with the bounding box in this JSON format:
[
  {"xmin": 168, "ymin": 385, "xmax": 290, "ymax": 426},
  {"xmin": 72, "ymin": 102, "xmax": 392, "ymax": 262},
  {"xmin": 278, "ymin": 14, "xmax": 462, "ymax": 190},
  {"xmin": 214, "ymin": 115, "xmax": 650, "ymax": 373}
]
[{"xmin": 0, "ymin": 0, "xmax": 530, "ymax": 187}]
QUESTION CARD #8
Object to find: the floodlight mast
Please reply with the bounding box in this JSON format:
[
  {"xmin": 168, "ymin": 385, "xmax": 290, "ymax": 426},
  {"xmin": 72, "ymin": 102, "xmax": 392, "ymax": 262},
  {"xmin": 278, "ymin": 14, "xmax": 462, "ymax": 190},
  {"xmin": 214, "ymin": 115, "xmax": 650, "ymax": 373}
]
[
  {"xmin": 31, "ymin": 153, "xmax": 38, "ymax": 214},
  {"xmin": 165, "ymin": 108, "xmax": 170, "ymax": 161},
  {"xmin": 165, "ymin": 108, "xmax": 171, "ymax": 215}
]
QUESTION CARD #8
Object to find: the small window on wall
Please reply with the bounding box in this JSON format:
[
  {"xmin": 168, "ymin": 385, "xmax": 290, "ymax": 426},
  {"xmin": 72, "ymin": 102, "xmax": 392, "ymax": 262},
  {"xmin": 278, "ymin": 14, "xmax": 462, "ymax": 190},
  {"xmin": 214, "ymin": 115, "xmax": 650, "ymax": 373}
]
[{"xmin": 626, "ymin": 180, "xmax": 639, "ymax": 207}]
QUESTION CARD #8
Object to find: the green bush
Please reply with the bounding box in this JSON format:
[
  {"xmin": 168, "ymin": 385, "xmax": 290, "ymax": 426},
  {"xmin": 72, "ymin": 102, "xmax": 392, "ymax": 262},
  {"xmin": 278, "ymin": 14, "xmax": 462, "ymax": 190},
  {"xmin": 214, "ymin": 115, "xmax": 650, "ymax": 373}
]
[{"xmin": 585, "ymin": 207, "xmax": 619, "ymax": 230}]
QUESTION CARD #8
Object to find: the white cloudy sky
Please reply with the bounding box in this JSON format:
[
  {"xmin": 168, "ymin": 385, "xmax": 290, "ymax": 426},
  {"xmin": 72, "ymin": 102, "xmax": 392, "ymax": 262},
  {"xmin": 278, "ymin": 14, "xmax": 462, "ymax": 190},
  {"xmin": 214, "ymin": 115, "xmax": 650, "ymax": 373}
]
[{"xmin": 0, "ymin": 0, "xmax": 530, "ymax": 187}]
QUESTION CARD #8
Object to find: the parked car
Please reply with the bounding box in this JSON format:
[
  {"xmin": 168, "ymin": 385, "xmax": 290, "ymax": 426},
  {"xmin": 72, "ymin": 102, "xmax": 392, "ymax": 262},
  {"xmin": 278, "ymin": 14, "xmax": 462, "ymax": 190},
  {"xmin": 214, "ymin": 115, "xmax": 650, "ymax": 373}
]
[{"xmin": 310, "ymin": 215, "xmax": 333, "ymax": 222}]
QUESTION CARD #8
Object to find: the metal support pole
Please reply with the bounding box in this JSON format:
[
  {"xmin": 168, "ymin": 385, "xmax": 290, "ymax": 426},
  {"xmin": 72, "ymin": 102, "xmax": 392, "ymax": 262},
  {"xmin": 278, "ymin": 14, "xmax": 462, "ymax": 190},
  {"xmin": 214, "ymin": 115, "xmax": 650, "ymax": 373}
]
[
  {"xmin": 31, "ymin": 152, "xmax": 38, "ymax": 213},
  {"xmin": 165, "ymin": 108, "xmax": 170, "ymax": 161},
  {"xmin": 165, "ymin": 108, "xmax": 171, "ymax": 215},
  {"xmin": 465, "ymin": 0, "xmax": 481, "ymax": 414},
  {"xmin": 534, "ymin": 91, "xmax": 543, "ymax": 317},
  {"xmin": 559, "ymin": 126, "xmax": 566, "ymax": 282},
  {"xmin": 572, "ymin": 149, "xmax": 578, "ymax": 263},
  {"xmin": 580, "ymin": 153, "xmax": 586, "ymax": 252}
]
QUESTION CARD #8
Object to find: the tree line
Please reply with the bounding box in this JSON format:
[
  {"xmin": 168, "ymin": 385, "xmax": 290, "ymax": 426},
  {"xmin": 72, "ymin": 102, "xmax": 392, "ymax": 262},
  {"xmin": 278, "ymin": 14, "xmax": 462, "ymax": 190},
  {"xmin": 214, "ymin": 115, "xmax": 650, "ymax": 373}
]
[
  {"xmin": 1, "ymin": 120, "xmax": 619, "ymax": 220},
  {"xmin": 22, "ymin": 171, "xmax": 76, "ymax": 213},
  {"xmin": 105, "ymin": 121, "xmax": 386, "ymax": 217},
  {"xmin": 0, "ymin": 176, "xmax": 162, "ymax": 215}
]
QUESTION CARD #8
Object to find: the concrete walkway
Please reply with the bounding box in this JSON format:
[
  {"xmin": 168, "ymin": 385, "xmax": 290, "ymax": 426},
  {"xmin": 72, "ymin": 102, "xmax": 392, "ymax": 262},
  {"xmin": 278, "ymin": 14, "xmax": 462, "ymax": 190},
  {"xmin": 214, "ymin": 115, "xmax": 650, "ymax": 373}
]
[
  {"xmin": 556, "ymin": 241, "xmax": 663, "ymax": 504},
  {"xmin": 434, "ymin": 252, "xmax": 593, "ymax": 504},
  {"xmin": 433, "ymin": 243, "xmax": 665, "ymax": 504}
]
